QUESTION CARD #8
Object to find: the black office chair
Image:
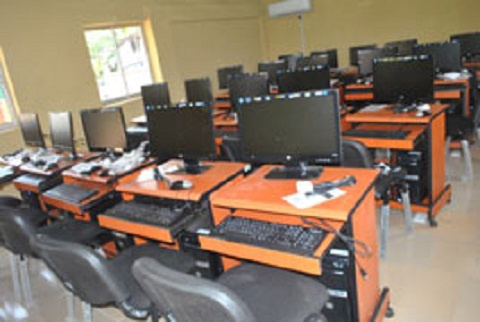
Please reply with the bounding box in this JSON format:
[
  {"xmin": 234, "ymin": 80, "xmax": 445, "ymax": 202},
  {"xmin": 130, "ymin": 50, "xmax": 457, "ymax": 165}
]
[
  {"xmin": 219, "ymin": 134, "xmax": 242, "ymax": 162},
  {"xmin": 32, "ymin": 236, "xmax": 195, "ymax": 321},
  {"xmin": 133, "ymin": 258, "xmax": 329, "ymax": 322},
  {"xmin": 445, "ymin": 88, "xmax": 480, "ymax": 181},
  {"xmin": 342, "ymin": 140, "xmax": 414, "ymax": 258},
  {"xmin": 0, "ymin": 207, "xmax": 112, "ymax": 307},
  {"xmin": 0, "ymin": 195, "xmax": 22, "ymax": 208}
]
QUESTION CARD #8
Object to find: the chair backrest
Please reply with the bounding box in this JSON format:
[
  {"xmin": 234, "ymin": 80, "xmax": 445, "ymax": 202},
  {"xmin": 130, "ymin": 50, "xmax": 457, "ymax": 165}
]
[
  {"xmin": 32, "ymin": 235, "xmax": 130, "ymax": 306},
  {"xmin": 0, "ymin": 196, "xmax": 22, "ymax": 208},
  {"xmin": 341, "ymin": 140, "xmax": 373, "ymax": 168},
  {"xmin": 0, "ymin": 208, "xmax": 45, "ymax": 256},
  {"xmin": 132, "ymin": 258, "xmax": 256, "ymax": 322}
]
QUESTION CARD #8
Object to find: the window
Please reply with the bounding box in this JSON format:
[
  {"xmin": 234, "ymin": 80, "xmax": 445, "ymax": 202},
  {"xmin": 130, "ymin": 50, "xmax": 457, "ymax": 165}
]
[
  {"xmin": 0, "ymin": 50, "xmax": 17, "ymax": 131},
  {"xmin": 84, "ymin": 25, "xmax": 153, "ymax": 102}
]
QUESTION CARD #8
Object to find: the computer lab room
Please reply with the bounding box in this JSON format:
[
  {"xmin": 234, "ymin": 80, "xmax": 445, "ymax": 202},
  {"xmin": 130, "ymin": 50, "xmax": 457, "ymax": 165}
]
[{"xmin": 0, "ymin": 0, "xmax": 479, "ymax": 321}]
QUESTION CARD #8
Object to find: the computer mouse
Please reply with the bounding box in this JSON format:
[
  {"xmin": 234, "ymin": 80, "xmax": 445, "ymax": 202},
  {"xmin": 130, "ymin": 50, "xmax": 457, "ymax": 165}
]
[
  {"xmin": 98, "ymin": 169, "xmax": 110, "ymax": 177},
  {"xmin": 34, "ymin": 160, "xmax": 46, "ymax": 167},
  {"xmin": 45, "ymin": 163, "xmax": 58, "ymax": 170},
  {"xmin": 169, "ymin": 180, "xmax": 193, "ymax": 190}
]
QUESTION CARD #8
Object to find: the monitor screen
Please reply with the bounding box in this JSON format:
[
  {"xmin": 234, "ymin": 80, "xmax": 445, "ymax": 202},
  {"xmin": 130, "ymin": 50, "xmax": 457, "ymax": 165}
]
[
  {"xmin": 147, "ymin": 106, "xmax": 215, "ymax": 161},
  {"xmin": 228, "ymin": 73, "xmax": 269, "ymax": 107},
  {"xmin": 80, "ymin": 107, "xmax": 127, "ymax": 151},
  {"xmin": 450, "ymin": 32, "xmax": 480, "ymax": 57},
  {"xmin": 358, "ymin": 48, "xmax": 383, "ymax": 76},
  {"xmin": 311, "ymin": 49, "xmax": 338, "ymax": 68},
  {"xmin": 414, "ymin": 42, "xmax": 461, "ymax": 72},
  {"xmin": 373, "ymin": 55, "xmax": 434, "ymax": 104},
  {"xmin": 185, "ymin": 78, "xmax": 213, "ymax": 103},
  {"xmin": 238, "ymin": 90, "xmax": 341, "ymax": 165},
  {"xmin": 49, "ymin": 112, "xmax": 74, "ymax": 152},
  {"xmin": 278, "ymin": 53, "xmax": 303, "ymax": 70},
  {"xmin": 295, "ymin": 55, "xmax": 328, "ymax": 70},
  {"xmin": 384, "ymin": 39, "xmax": 418, "ymax": 56},
  {"xmin": 217, "ymin": 65, "xmax": 243, "ymax": 89},
  {"xmin": 258, "ymin": 61, "xmax": 287, "ymax": 86},
  {"xmin": 141, "ymin": 82, "xmax": 171, "ymax": 108},
  {"xmin": 349, "ymin": 44, "xmax": 377, "ymax": 66},
  {"xmin": 277, "ymin": 67, "xmax": 330, "ymax": 94},
  {"xmin": 19, "ymin": 113, "xmax": 45, "ymax": 148}
]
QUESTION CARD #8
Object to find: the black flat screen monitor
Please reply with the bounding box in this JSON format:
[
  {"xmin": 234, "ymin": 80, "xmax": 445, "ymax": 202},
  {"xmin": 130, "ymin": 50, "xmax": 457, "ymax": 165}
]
[
  {"xmin": 217, "ymin": 65, "xmax": 243, "ymax": 90},
  {"xmin": 258, "ymin": 61, "xmax": 287, "ymax": 86},
  {"xmin": 147, "ymin": 106, "xmax": 215, "ymax": 170},
  {"xmin": 228, "ymin": 73, "xmax": 269, "ymax": 107},
  {"xmin": 185, "ymin": 78, "xmax": 213, "ymax": 104},
  {"xmin": 277, "ymin": 67, "xmax": 330, "ymax": 94},
  {"xmin": 358, "ymin": 49, "xmax": 383, "ymax": 76},
  {"xmin": 414, "ymin": 42, "xmax": 461, "ymax": 72},
  {"xmin": 311, "ymin": 49, "xmax": 338, "ymax": 68},
  {"xmin": 80, "ymin": 107, "xmax": 127, "ymax": 151},
  {"xmin": 49, "ymin": 112, "xmax": 75, "ymax": 153},
  {"xmin": 238, "ymin": 90, "xmax": 342, "ymax": 175},
  {"xmin": 384, "ymin": 39, "xmax": 418, "ymax": 56},
  {"xmin": 141, "ymin": 82, "xmax": 171, "ymax": 108},
  {"xmin": 450, "ymin": 32, "xmax": 480, "ymax": 57},
  {"xmin": 373, "ymin": 55, "xmax": 434, "ymax": 105},
  {"xmin": 19, "ymin": 113, "xmax": 45, "ymax": 148},
  {"xmin": 295, "ymin": 55, "xmax": 328, "ymax": 70},
  {"xmin": 278, "ymin": 53, "xmax": 303, "ymax": 70},
  {"xmin": 349, "ymin": 44, "xmax": 377, "ymax": 66}
]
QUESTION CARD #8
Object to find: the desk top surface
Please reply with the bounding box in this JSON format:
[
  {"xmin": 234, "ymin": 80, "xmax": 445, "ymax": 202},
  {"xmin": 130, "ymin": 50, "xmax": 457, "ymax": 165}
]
[
  {"xmin": 346, "ymin": 104, "xmax": 448, "ymax": 124},
  {"xmin": 210, "ymin": 165, "xmax": 379, "ymax": 222},
  {"xmin": 19, "ymin": 151, "xmax": 98, "ymax": 177},
  {"xmin": 116, "ymin": 159, "xmax": 246, "ymax": 201},
  {"xmin": 63, "ymin": 159, "xmax": 154, "ymax": 185}
]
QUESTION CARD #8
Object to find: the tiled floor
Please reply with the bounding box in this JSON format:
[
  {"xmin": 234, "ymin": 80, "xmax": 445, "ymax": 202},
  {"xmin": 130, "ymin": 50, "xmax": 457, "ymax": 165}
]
[{"xmin": 1, "ymin": 146, "xmax": 480, "ymax": 321}]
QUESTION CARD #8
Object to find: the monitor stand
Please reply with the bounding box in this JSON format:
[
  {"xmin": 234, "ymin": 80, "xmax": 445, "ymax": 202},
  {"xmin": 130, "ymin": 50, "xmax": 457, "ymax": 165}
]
[
  {"xmin": 172, "ymin": 159, "xmax": 212, "ymax": 175},
  {"xmin": 264, "ymin": 162, "xmax": 323, "ymax": 180}
]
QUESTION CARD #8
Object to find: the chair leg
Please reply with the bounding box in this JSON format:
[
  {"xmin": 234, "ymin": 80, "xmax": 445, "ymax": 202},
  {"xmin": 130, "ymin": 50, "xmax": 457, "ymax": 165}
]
[
  {"xmin": 380, "ymin": 202, "xmax": 390, "ymax": 259},
  {"xmin": 445, "ymin": 136, "xmax": 451, "ymax": 159},
  {"xmin": 82, "ymin": 301, "xmax": 92, "ymax": 322},
  {"xmin": 461, "ymin": 140, "xmax": 474, "ymax": 180},
  {"xmin": 18, "ymin": 256, "xmax": 33, "ymax": 307},
  {"xmin": 66, "ymin": 291, "xmax": 76, "ymax": 322},
  {"xmin": 399, "ymin": 186, "xmax": 414, "ymax": 234},
  {"xmin": 9, "ymin": 253, "xmax": 22, "ymax": 303}
]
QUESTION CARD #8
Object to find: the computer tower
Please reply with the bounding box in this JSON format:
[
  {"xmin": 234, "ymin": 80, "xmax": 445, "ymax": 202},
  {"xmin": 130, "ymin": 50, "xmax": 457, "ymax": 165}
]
[
  {"xmin": 319, "ymin": 239, "xmax": 355, "ymax": 321},
  {"xmin": 396, "ymin": 135, "xmax": 429, "ymax": 204}
]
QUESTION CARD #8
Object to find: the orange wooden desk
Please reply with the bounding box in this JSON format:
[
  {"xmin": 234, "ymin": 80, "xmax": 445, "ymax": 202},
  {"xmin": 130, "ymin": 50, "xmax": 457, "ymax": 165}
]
[
  {"xmin": 198, "ymin": 165, "xmax": 389, "ymax": 322},
  {"xmin": 39, "ymin": 159, "xmax": 154, "ymax": 221},
  {"xmin": 344, "ymin": 78, "xmax": 471, "ymax": 117},
  {"xmin": 345, "ymin": 104, "xmax": 450, "ymax": 226},
  {"xmin": 97, "ymin": 160, "xmax": 246, "ymax": 243}
]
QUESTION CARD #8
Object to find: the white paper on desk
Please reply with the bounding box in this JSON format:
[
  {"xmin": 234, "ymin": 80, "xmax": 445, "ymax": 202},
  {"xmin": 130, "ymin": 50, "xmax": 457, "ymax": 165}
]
[
  {"xmin": 0, "ymin": 166, "xmax": 14, "ymax": 177},
  {"xmin": 283, "ymin": 188, "xmax": 346, "ymax": 209},
  {"xmin": 360, "ymin": 104, "xmax": 388, "ymax": 112},
  {"xmin": 158, "ymin": 164, "xmax": 181, "ymax": 175},
  {"xmin": 136, "ymin": 168, "xmax": 155, "ymax": 182}
]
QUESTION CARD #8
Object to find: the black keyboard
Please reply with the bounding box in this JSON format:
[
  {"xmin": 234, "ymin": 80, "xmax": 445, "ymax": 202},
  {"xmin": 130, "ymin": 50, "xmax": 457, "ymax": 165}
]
[
  {"xmin": 212, "ymin": 217, "xmax": 326, "ymax": 256},
  {"xmin": 343, "ymin": 129, "xmax": 409, "ymax": 139},
  {"xmin": 44, "ymin": 184, "xmax": 98, "ymax": 204},
  {"xmin": 104, "ymin": 201, "xmax": 187, "ymax": 227}
]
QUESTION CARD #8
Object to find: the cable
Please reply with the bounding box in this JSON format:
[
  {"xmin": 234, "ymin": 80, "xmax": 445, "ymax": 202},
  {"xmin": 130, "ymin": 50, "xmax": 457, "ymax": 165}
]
[{"xmin": 301, "ymin": 216, "xmax": 372, "ymax": 280}]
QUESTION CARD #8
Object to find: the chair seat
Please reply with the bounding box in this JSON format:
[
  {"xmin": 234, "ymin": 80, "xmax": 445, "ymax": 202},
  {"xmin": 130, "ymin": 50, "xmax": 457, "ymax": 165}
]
[
  {"xmin": 375, "ymin": 168, "xmax": 407, "ymax": 200},
  {"xmin": 37, "ymin": 220, "xmax": 111, "ymax": 246},
  {"xmin": 114, "ymin": 244, "xmax": 196, "ymax": 313},
  {"xmin": 447, "ymin": 114, "xmax": 474, "ymax": 140},
  {"xmin": 217, "ymin": 264, "xmax": 328, "ymax": 322}
]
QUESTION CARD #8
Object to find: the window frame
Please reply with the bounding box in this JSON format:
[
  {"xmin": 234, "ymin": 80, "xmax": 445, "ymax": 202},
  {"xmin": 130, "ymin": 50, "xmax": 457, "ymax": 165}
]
[
  {"xmin": 0, "ymin": 48, "xmax": 19, "ymax": 132},
  {"xmin": 84, "ymin": 23, "xmax": 154, "ymax": 104}
]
